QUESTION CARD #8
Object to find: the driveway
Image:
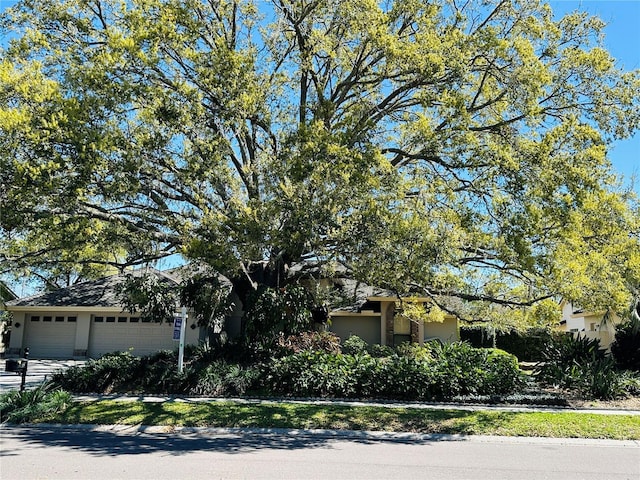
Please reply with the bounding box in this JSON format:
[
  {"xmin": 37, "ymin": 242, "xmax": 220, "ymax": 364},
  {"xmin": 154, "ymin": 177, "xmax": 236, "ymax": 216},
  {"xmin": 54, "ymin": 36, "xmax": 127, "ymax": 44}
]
[{"xmin": 0, "ymin": 359, "xmax": 85, "ymax": 393}]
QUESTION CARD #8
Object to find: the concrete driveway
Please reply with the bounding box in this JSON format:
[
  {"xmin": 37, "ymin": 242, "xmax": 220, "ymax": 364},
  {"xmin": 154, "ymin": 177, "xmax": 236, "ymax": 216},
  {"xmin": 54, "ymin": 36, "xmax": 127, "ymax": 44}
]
[{"xmin": 0, "ymin": 359, "xmax": 85, "ymax": 393}]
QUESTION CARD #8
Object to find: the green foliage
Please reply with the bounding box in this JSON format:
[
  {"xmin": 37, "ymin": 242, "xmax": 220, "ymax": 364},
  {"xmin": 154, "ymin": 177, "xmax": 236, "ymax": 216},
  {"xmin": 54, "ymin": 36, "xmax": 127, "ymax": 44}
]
[
  {"xmin": 611, "ymin": 320, "xmax": 640, "ymax": 371},
  {"xmin": 117, "ymin": 273, "xmax": 178, "ymax": 323},
  {"xmin": 50, "ymin": 346, "xmax": 265, "ymax": 396},
  {"xmin": 275, "ymin": 330, "xmax": 342, "ymax": 355},
  {"xmin": 0, "ymin": 383, "xmax": 72, "ymax": 423},
  {"xmin": 342, "ymin": 335, "xmax": 394, "ymax": 357},
  {"xmin": 341, "ymin": 335, "xmax": 369, "ymax": 356},
  {"xmin": 533, "ymin": 334, "xmax": 638, "ymax": 399},
  {"xmin": 460, "ymin": 326, "xmax": 557, "ymax": 361},
  {"xmin": 190, "ymin": 361, "xmax": 261, "ymax": 396},
  {"xmin": 181, "ymin": 274, "xmax": 234, "ymax": 330},
  {"xmin": 265, "ymin": 342, "xmax": 524, "ymax": 400},
  {"xmin": 368, "ymin": 344, "xmax": 395, "ymax": 358},
  {"xmin": 243, "ymin": 284, "xmax": 313, "ymax": 348},
  {"xmin": 534, "ymin": 334, "xmax": 604, "ymax": 388},
  {"xmin": 51, "ymin": 351, "xmax": 144, "ymax": 393},
  {"xmin": 2, "ymin": 0, "xmax": 639, "ymax": 321}
]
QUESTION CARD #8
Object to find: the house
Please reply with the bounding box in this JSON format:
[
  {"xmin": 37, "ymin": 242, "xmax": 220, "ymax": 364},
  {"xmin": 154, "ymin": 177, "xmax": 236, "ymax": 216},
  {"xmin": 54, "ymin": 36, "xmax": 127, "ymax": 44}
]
[
  {"xmin": 4, "ymin": 269, "xmax": 206, "ymax": 359},
  {"xmin": 559, "ymin": 300, "xmax": 621, "ymax": 350},
  {"xmin": 1, "ymin": 280, "xmax": 18, "ymax": 354},
  {"xmin": 4, "ymin": 267, "xmax": 459, "ymax": 359},
  {"xmin": 295, "ymin": 272, "xmax": 459, "ymax": 347}
]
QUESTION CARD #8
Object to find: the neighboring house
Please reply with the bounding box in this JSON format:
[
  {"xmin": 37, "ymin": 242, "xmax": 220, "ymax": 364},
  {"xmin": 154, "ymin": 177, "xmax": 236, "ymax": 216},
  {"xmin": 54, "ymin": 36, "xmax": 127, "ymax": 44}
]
[
  {"xmin": 5, "ymin": 267, "xmax": 459, "ymax": 359},
  {"xmin": 0, "ymin": 280, "xmax": 17, "ymax": 308},
  {"xmin": 559, "ymin": 300, "xmax": 621, "ymax": 350},
  {"xmin": 1, "ymin": 280, "xmax": 18, "ymax": 354}
]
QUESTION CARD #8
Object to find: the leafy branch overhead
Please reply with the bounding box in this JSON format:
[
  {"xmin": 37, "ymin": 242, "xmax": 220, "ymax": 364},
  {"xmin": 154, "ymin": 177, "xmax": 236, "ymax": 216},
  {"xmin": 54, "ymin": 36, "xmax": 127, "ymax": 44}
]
[{"xmin": 1, "ymin": 0, "xmax": 639, "ymax": 315}]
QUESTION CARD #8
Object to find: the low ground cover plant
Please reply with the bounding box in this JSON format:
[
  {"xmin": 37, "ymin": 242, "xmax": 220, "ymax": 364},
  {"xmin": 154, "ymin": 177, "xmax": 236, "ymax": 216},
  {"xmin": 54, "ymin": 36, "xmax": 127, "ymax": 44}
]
[
  {"xmin": 0, "ymin": 383, "xmax": 72, "ymax": 424},
  {"xmin": 534, "ymin": 333, "xmax": 640, "ymax": 400}
]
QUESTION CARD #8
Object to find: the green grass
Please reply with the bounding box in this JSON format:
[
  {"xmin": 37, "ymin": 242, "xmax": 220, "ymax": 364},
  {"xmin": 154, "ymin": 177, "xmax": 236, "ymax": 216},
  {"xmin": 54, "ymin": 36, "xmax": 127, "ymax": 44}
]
[{"xmin": 50, "ymin": 400, "xmax": 640, "ymax": 440}]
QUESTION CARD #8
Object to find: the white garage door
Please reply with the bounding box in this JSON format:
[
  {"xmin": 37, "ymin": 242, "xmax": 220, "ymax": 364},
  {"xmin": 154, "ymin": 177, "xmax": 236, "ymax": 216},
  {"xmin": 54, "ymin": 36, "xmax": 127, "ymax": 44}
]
[
  {"xmin": 88, "ymin": 315, "xmax": 177, "ymax": 358},
  {"xmin": 24, "ymin": 314, "xmax": 77, "ymax": 359}
]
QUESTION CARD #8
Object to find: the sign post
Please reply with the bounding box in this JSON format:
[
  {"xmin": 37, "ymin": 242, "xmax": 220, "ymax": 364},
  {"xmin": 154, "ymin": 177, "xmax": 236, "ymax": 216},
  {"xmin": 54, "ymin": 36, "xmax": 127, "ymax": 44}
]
[{"xmin": 174, "ymin": 307, "xmax": 187, "ymax": 373}]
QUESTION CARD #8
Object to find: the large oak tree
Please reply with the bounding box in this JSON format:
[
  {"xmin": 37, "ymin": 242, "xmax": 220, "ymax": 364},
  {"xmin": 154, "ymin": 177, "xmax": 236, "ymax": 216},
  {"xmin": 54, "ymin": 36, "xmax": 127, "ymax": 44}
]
[{"xmin": 1, "ymin": 0, "xmax": 639, "ymax": 320}]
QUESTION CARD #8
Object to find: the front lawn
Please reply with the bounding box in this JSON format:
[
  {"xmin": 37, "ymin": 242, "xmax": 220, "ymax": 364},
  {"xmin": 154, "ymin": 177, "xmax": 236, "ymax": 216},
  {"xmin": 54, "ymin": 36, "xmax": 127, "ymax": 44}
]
[{"xmin": 52, "ymin": 400, "xmax": 640, "ymax": 440}]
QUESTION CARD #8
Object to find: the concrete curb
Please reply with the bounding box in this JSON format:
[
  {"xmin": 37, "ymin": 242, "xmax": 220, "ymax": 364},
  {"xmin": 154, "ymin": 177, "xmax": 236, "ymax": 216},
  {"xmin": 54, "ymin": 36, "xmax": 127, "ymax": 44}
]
[
  {"xmin": 71, "ymin": 394, "xmax": 640, "ymax": 416},
  {"xmin": 3, "ymin": 423, "xmax": 639, "ymax": 448}
]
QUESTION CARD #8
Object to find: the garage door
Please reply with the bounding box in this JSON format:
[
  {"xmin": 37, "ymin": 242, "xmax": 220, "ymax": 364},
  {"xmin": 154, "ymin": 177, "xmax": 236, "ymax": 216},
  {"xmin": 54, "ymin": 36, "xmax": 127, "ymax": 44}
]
[
  {"xmin": 24, "ymin": 314, "xmax": 77, "ymax": 359},
  {"xmin": 88, "ymin": 315, "xmax": 176, "ymax": 358}
]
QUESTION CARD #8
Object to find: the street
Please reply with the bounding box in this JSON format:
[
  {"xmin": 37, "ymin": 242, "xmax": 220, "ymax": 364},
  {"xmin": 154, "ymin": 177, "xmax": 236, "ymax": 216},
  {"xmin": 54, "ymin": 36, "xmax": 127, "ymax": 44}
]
[{"xmin": 1, "ymin": 426, "xmax": 638, "ymax": 480}]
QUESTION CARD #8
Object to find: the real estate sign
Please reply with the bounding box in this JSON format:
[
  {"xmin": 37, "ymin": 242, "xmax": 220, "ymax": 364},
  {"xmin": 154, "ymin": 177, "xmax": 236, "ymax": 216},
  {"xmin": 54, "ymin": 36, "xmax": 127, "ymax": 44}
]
[{"xmin": 172, "ymin": 316, "xmax": 182, "ymax": 341}]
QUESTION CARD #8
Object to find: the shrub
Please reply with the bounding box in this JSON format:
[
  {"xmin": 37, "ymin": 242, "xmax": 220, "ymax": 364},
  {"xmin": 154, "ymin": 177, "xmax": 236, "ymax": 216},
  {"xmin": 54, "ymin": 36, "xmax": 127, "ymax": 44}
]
[
  {"xmin": 368, "ymin": 344, "xmax": 394, "ymax": 358},
  {"xmin": 191, "ymin": 361, "xmax": 261, "ymax": 396},
  {"xmin": 460, "ymin": 326, "xmax": 557, "ymax": 361},
  {"xmin": 483, "ymin": 349, "xmax": 525, "ymax": 394},
  {"xmin": 0, "ymin": 383, "xmax": 72, "ymax": 424},
  {"xmin": 276, "ymin": 331, "xmax": 342, "ymax": 355},
  {"xmin": 243, "ymin": 285, "xmax": 313, "ymax": 349},
  {"xmin": 50, "ymin": 351, "xmax": 143, "ymax": 393},
  {"xmin": 577, "ymin": 356, "xmax": 628, "ymax": 400},
  {"xmin": 341, "ymin": 335, "xmax": 369, "ymax": 355},
  {"xmin": 50, "ymin": 350, "xmax": 199, "ymax": 394},
  {"xmin": 534, "ymin": 334, "xmax": 605, "ymax": 388},
  {"xmin": 265, "ymin": 351, "xmax": 363, "ymax": 397},
  {"xmin": 611, "ymin": 320, "xmax": 640, "ymax": 371},
  {"xmin": 533, "ymin": 333, "xmax": 639, "ymax": 399},
  {"xmin": 263, "ymin": 342, "xmax": 524, "ymax": 400}
]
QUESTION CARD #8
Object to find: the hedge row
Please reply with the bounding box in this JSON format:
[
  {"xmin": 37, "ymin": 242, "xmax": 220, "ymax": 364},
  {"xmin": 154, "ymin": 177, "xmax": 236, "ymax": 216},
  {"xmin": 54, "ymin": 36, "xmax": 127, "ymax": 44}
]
[
  {"xmin": 264, "ymin": 342, "xmax": 523, "ymax": 400},
  {"xmin": 51, "ymin": 341, "xmax": 524, "ymax": 401},
  {"xmin": 459, "ymin": 326, "xmax": 560, "ymax": 361}
]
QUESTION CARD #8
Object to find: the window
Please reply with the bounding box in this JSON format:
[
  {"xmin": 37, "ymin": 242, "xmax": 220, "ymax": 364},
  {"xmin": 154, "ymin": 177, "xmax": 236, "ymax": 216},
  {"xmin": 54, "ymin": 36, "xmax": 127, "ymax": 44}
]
[
  {"xmin": 43, "ymin": 316, "xmax": 52, "ymax": 322},
  {"xmin": 94, "ymin": 316, "xmax": 104, "ymax": 323},
  {"xmin": 106, "ymin": 316, "xmax": 115, "ymax": 323},
  {"xmin": 141, "ymin": 317, "xmax": 151, "ymax": 323},
  {"xmin": 55, "ymin": 316, "xmax": 65, "ymax": 322},
  {"xmin": 67, "ymin": 316, "xmax": 77, "ymax": 323},
  {"xmin": 31, "ymin": 316, "xmax": 40, "ymax": 322},
  {"xmin": 129, "ymin": 317, "xmax": 139, "ymax": 323},
  {"xmin": 117, "ymin": 317, "xmax": 127, "ymax": 323}
]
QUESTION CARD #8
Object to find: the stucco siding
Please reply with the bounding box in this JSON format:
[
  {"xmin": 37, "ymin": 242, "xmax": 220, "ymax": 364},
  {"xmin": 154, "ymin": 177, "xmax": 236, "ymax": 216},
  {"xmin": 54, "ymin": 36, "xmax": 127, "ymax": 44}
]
[
  {"xmin": 423, "ymin": 317, "xmax": 459, "ymax": 343},
  {"xmin": 330, "ymin": 315, "xmax": 381, "ymax": 345}
]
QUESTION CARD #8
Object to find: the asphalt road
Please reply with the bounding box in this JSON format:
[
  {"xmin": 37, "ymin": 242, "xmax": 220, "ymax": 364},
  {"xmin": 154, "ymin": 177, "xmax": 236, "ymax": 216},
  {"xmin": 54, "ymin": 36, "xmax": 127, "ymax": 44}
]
[{"xmin": 1, "ymin": 426, "xmax": 638, "ymax": 480}]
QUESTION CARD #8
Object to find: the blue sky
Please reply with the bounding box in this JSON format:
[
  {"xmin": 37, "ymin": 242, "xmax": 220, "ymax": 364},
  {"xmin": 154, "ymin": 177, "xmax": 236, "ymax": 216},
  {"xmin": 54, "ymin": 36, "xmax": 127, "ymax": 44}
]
[
  {"xmin": 1, "ymin": 0, "xmax": 637, "ymax": 189},
  {"xmin": 1, "ymin": 0, "xmax": 638, "ymax": 296},
  {"xmin": 549, "ymin": 1, "xmax": 640, "ymax": 191}
]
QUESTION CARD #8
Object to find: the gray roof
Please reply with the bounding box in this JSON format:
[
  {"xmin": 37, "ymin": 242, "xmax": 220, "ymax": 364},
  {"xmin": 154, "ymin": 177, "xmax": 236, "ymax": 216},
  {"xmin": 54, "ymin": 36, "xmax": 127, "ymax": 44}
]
[
  {"xmin": 328, "ymin": 277, "xmax": 394, "ymax": 312},
  {"xmin": 6, "ymin": 268, "xmax": 179, "ymax": 309}
]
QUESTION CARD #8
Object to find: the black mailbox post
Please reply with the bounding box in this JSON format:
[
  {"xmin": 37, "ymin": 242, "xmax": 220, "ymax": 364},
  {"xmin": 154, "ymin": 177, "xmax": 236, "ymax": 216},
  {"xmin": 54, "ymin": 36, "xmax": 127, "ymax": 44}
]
[{"xmin": 4, "ymin": 348, "xmax": 30, "ymax": 391}]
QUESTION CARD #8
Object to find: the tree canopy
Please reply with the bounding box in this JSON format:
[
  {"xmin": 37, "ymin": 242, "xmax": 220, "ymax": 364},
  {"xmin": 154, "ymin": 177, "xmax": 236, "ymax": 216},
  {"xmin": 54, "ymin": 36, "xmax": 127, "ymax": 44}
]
[{"xmin": 1, "ymin": 0, "xmax": 639, "ymax": 319}]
